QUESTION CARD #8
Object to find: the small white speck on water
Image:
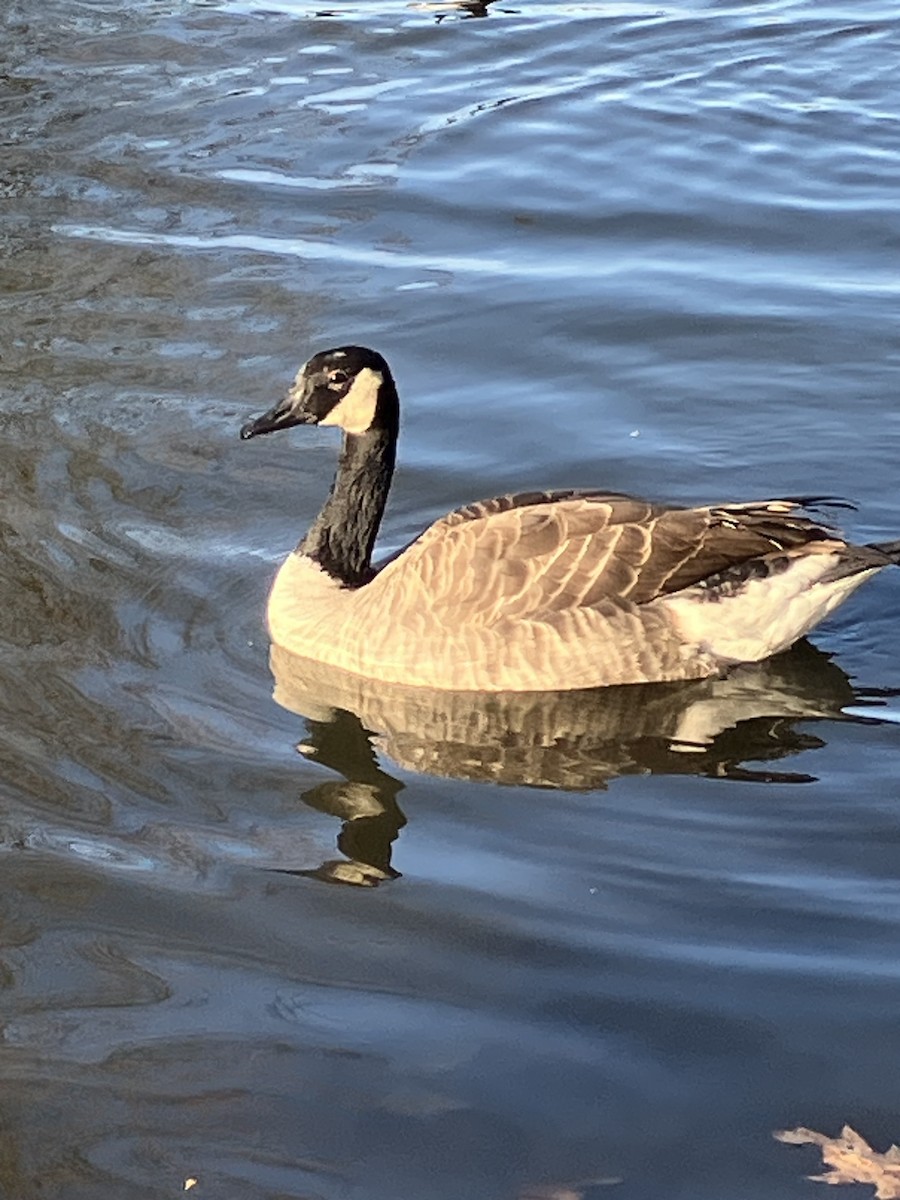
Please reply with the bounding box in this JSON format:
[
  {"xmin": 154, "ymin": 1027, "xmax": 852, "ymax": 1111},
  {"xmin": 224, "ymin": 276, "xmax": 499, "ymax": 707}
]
[{"xmin": 629, "ymin": 430, "xmax": 640, "ymax": 438}]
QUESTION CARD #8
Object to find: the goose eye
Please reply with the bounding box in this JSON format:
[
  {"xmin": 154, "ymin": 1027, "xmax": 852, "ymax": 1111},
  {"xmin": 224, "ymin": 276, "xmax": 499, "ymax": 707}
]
[{"xmin": 328, "ymin": 369, "xmax": 350, "ymax": 387}]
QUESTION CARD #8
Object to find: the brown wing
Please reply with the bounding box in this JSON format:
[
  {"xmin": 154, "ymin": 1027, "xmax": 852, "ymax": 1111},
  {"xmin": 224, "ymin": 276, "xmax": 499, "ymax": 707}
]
[{"xmin": 370, "ymin": 490, "xmax": 843, "ymax": 628}]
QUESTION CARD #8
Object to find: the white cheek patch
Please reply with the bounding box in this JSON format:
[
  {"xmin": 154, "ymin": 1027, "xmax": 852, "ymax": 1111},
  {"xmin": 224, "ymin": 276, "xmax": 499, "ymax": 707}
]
[
  {"xmin": 288, "ymin": 359, "xmax": 312, "ymax": 398},
  {"xmin": 320, "ymin": 367, "xmax": 383, "ymax": 435}
]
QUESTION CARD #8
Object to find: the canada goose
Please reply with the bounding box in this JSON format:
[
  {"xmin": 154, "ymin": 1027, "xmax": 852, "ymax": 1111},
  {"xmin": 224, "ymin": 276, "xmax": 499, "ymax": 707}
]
[{"xmin": 241, "ymin": 345, "xmax": 900, "ymax": 692}]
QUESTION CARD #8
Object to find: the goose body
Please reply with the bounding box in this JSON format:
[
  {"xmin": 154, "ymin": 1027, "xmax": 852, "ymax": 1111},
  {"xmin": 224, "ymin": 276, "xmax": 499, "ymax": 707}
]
[{"xmin": 242, "ymin": 346, "xmax": 899, "ymax": 692}]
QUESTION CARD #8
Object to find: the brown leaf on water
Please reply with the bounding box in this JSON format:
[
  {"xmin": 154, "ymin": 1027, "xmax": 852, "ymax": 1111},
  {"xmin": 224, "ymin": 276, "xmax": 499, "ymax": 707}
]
[{"xmin": 775, "ymin": 1125, "xmax": 900, "ymax": 1198}]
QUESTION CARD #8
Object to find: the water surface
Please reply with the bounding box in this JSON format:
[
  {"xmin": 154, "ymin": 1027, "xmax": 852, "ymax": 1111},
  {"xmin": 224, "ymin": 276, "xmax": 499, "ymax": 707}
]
[{"xmin": 2, "ymin": 1, "xmax": 900, "ymax": 1197}]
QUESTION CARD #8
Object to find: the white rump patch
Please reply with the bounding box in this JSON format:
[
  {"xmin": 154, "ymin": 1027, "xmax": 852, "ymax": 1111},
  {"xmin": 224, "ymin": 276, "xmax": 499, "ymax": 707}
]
[{"xmin": 321, "ymin": 367, "xmax": 383, "ymax": 435}]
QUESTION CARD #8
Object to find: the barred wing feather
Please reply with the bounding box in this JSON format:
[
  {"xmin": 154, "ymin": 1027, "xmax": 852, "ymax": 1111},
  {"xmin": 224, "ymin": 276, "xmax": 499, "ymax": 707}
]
[{"xmin": 368, "ymin": 491, "xmax": 839, "ymax": 627}]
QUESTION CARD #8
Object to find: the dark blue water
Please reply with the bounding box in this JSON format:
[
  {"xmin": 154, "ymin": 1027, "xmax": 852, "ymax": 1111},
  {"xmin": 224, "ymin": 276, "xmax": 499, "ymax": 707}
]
[{"xmin": 2, "ymin": 1, "xmax": 899, "ymax": 1196}]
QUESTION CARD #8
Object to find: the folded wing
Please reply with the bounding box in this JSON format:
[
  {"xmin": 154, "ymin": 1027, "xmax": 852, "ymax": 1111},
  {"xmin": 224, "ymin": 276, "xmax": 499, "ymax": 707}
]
[{"xmin": 370, "ymin": 490, "xmax": 845, "ymax": 627}]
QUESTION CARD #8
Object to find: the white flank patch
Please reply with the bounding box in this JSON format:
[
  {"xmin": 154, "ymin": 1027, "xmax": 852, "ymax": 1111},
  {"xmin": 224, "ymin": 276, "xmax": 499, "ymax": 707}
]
[
  {"xmin": 321, "ymin": 367, "xmax": 383, "ymax": 435},
  {"xmin": 661, "ymin": 556, "xmax": 879, "ymax": 664}
]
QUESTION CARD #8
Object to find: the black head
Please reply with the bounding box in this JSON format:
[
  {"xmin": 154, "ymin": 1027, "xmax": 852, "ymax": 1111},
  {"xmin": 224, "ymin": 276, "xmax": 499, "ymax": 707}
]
[{"xmin": 240, "ymin": 346, "xmax": 397, "ymax": 440}]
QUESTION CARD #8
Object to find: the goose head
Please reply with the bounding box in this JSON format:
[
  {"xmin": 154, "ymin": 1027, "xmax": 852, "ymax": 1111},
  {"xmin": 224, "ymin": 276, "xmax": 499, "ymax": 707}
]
[{"xmin": 240, "ymin": 346, "xmax": 397, "ymax": 440}]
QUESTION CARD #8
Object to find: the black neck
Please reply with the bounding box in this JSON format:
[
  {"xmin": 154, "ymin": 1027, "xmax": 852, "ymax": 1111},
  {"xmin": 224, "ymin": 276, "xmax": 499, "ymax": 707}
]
[{"xmin": 300, "ymin": 420, "xmax": 397, "ymax": 588}]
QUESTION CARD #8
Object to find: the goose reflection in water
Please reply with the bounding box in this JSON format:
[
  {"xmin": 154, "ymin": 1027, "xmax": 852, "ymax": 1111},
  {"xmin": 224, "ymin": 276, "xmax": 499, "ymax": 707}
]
[{"xmin": 268, "ymin": 640, "xmax": 887, "ymax": 887}]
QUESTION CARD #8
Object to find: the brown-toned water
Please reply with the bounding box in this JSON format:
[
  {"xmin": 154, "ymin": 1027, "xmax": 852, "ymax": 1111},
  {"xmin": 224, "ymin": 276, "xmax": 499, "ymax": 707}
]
[{"xmin": 2, "ymin": 1, "xmax": 900, "ymax": 1197}]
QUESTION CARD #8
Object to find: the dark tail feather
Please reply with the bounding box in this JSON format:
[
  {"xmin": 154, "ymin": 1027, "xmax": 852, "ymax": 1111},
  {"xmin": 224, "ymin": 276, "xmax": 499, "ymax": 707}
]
[
  {"xmin": 796, "ymin": 495, "xmax": 857, "ymax": 512},
  {"xmin": 869, "ymin": 539, "xmax": 900, "ymax": 563}
]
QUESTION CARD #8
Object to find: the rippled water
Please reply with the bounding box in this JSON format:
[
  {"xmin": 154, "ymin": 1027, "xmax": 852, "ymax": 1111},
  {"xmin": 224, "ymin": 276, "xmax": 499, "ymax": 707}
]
[{"xmin": 2, "ymin": 0, "xmax": 900, "ymax": 1196}]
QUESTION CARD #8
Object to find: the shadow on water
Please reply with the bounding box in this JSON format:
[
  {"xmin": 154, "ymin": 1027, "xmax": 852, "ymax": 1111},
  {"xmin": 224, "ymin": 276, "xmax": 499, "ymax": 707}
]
[{"xmin": 268, "ymin": 639, "xmax": 889, "ymax": 886}]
